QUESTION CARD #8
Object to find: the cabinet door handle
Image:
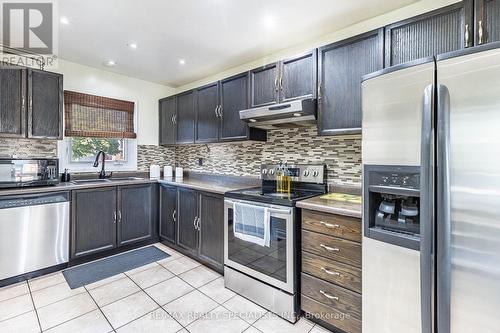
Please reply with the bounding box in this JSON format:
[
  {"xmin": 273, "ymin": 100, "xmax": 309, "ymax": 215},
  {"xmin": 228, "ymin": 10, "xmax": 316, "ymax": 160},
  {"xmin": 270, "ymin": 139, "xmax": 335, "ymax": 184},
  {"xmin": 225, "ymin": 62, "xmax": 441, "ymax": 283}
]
[
  {"xmin": 113, "ymin": 211, "xmax": 117, "ymax": 224},
  {"xmin": 196, "ymin": 217, "xmax": 201, "ymax": 230},
  {"xmin": 172, "ymin": 209, "xmax": 176, "ymax": 222},
  {"xmin": 279, "ymin": 75, "xmax": 283, "ymax": 90},
  {"xmin": 319, "ymin": 290, "xmax": 339, "ymax": 301},
  {"xmin": 218, "ymin": 105, "xmax": 222, "ymax": 117},
  {"xmin": 118, "ymin": 211, "xmax": 122, "ymax": 223},
  {"xmin": 193, "ymin": 216, "xmax": 198, "ymax": 229},
  {"xmin": 465, "ymin": 24, "xmax": 471, "ymax": 48},
  {"xmin": 214, "ymin": 105, "xmax": 219, "ymax": 117},
  {"xmin": 317, "ymin": 82, "xmax": 322, "ymax": 100},
  {"xmin": 22, "ymin": 97, "xmax": 25, "ymax": 109},
  {"xmin": 274, "ymin": 76, "xmax": 279, "ymax": 92},
  {"xmin": 320, "ymin": 243, "xmax": 340, "ymax": 252},
  {"xmin": 321, "ymin": 267, "xmax": 340, "ymax": 276},
  {"xmin": 319, "ymin": 221, "xmax": 340, "ymax": 229},
  {"xmin": 478, "ymin": 20, "xmax": 484, "ymax": 45},
  {"xmin": 29, "ymin": 98, "xmax": 33, "ymax": 110},
  {"xmin": 171, "ymin": 114, "xmax": 174, "ymax": 124}
]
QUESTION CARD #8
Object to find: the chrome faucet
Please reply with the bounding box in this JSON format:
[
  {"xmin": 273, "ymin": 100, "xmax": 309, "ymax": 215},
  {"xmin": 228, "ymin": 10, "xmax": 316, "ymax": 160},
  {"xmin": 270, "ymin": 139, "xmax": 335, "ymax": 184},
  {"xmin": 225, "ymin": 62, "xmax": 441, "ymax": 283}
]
[{"xmin": 93, "ymin": 151, "xmax": 112, "ymax": 179}]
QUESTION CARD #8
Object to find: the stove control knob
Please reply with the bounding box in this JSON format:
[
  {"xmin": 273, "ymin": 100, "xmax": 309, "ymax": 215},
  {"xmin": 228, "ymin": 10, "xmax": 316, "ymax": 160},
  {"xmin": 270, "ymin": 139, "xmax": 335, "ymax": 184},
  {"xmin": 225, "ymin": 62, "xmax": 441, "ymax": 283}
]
[
  {"xmin": 303, "ymin": 170, "xmax": 310, "ymax": 177},
  {"xmin": 269, "ymin": 169, "xmax": 275, "ymax": 175},
  {"xmin": 312, "ymin": 170, "xmax": 319, "ymax": 177},
  {"xmin": 261, "ymin": 169, "xmax": 268, "ymax": 175}
]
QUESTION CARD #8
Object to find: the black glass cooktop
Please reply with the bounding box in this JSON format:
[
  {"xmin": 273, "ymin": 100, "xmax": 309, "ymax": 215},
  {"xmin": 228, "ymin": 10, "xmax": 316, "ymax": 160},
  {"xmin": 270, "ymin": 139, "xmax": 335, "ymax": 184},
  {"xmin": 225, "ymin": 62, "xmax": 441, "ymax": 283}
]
[{"xmin": 225, "ymin": 187, "xmax": 324, "ymax": 206}]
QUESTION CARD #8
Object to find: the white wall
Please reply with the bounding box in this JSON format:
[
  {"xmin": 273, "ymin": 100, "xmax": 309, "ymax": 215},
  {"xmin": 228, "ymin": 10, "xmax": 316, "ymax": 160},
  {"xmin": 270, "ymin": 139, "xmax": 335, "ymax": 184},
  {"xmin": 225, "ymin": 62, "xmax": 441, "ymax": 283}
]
[
  {"xmin": 175, "ymin": 0, "xmax": 460, "ymax": 93},
  {"xmin": 54, "ymin": 59, "xmax": 175, "ymax": 145}
]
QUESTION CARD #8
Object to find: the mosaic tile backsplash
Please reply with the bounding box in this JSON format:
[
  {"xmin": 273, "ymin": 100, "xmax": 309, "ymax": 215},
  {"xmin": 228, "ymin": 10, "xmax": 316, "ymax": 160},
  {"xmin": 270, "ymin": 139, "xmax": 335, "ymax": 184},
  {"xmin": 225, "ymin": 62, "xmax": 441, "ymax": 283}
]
[
  {"xmin": 137, "ymin": 145, "xmax": 175, "ymax": 172},
  {"xmin": 0, "ymin": 127, "xmax": 361, "ymax": 188},
  {"xmin": 174, "ymin": 127, "xmax": 362, "ymax": 188},
  {"xmin": 0, "ymin": 138, "xmax": 58, "ymax": 158}
]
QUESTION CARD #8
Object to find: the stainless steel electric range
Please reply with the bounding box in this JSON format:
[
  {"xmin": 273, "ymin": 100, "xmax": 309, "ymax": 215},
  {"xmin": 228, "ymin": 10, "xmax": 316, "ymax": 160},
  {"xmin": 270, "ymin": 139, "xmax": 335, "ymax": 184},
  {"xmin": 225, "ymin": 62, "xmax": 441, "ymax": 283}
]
[{"xmin": 224, "ymin": 164, "xmax": 326, "ymax": 322}]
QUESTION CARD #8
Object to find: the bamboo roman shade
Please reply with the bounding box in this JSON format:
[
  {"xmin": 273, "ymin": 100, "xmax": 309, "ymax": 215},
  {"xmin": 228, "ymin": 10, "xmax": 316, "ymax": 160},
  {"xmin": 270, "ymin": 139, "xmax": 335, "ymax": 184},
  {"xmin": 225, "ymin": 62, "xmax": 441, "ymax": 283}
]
[{"xmin": 64, "ymin": 91, "xmax": 136, "ymax": 138}]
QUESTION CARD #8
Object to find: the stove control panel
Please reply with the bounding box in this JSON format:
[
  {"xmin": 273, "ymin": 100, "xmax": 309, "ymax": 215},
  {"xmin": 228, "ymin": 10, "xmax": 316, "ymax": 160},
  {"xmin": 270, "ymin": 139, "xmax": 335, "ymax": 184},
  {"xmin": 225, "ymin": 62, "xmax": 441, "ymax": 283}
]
[{"xmin": 260, "ymin": 164, "xmax": 326, "ymax": 184}]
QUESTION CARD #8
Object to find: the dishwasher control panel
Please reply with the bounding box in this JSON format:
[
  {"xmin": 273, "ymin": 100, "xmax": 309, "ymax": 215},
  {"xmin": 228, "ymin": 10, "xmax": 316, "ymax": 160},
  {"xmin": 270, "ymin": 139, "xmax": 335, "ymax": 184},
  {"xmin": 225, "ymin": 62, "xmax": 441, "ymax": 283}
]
[{"xmin": 0, "ymin": 192, "xmax": 69, "ymax": 209}]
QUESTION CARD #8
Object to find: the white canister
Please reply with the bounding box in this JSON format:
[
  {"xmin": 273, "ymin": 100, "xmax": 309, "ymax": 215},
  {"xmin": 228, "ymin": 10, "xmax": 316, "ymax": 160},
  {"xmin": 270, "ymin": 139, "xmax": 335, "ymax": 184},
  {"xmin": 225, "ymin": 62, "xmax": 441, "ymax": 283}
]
[
  {"xmin": 175, "ymin": 167, "xmax": 183, "ymax": 179},
  {"xmin": 149, "ymin": 165, "xmax": 160, "ymax": 179},
  {"xmin": 163, "ymin": 166, "xmax": 173, "ymax": 178}
]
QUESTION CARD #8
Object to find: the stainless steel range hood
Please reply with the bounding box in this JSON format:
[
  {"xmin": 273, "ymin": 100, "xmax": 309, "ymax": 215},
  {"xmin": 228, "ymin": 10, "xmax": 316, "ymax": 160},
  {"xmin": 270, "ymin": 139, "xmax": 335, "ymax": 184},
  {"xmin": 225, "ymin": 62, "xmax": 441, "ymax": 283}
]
[{"xmin": 239, "ymin": 98, "xmax": 317, "ymax": 130}]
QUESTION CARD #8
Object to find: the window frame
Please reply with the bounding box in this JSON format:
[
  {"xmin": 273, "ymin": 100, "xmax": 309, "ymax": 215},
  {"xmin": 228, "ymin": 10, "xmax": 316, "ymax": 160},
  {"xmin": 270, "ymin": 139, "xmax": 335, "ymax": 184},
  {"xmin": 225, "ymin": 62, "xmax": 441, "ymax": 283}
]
[
  {"xmin": 58, "ymin": 92, "xmax": 138, "ymax": 173},
  {"xmin": 58, "ymin": 137, "xmax": 137, "ymax": 173}
]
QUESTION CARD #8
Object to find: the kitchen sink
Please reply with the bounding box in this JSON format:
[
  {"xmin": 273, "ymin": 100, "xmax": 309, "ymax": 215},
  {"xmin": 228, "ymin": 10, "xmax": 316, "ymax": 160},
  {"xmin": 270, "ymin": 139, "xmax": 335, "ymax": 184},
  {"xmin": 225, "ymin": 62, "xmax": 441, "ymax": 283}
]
[
  {"xmin": 71, "ymin": 179, "xmax": 111, "ymax": 184},
  {"xmin": 108, "ymin": 177, "xmax": 145, "ymax": 181}
]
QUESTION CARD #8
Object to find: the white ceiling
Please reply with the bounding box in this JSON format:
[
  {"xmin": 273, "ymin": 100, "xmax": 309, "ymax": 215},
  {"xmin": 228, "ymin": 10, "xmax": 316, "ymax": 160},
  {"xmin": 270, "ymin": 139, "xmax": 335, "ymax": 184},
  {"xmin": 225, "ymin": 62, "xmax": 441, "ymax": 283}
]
[{"xmin": 58, "ymin": 0, "xmax": 417, "ymax": 87}]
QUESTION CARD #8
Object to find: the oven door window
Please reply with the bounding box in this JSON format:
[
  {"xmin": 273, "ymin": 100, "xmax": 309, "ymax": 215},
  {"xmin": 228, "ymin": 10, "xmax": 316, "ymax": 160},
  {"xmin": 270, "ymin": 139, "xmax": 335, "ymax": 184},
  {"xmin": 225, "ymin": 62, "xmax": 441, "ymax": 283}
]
[{"xmin": 227, "ymin": 208, "xmax": 288, "ymax": 283}]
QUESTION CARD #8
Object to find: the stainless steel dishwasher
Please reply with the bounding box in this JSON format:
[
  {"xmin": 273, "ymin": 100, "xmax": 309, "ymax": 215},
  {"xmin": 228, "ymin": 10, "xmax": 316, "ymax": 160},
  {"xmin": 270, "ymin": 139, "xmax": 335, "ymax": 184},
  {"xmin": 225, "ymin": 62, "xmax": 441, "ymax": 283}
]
[{"xmin": 0, "ymin": 192, "xmax": 70, "ymax": 281}]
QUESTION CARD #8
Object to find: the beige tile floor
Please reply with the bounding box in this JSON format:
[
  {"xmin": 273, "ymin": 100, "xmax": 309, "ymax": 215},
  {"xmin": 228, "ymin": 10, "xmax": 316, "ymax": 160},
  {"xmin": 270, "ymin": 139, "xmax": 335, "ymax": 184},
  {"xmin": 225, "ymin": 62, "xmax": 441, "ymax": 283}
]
[{"xmin": 0, "ymin": 243, "xmax": 333, "ymax": 333}]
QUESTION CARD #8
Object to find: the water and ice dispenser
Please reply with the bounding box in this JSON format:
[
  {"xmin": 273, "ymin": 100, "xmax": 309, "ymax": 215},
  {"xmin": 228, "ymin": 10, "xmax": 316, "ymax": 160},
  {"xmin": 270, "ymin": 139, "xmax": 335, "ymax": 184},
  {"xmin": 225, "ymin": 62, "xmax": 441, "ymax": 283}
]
[{"xmin": 363, "ymin": 165, "xmax": 420, "ymax": 250}]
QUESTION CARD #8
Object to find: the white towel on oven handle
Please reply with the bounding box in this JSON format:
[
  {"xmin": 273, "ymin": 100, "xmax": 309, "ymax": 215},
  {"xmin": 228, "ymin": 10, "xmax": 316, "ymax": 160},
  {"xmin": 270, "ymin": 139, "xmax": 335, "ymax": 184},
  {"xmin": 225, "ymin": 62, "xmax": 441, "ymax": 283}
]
[{"xmin": 233, "ymin": 202, "xmax": 271, "ymax": 247}]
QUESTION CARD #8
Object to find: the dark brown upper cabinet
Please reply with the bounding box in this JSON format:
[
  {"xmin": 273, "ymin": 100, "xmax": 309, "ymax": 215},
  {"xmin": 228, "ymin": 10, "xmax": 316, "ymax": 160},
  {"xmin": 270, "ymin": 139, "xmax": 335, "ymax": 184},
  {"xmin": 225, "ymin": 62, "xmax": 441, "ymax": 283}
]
[
  {"xmin": 385, "ymin": 0, "xmax": 474, "ymax": 67},
  {"xmin": 249, "ymin": 50, "xmax": 317, "ymax": 108},
  {"xmin": 195, "ymin": 82, "xmax": 220, "ymax": 143},
  {"xmin": 0, "ymin": 66, "xmax": 62, "ymax": 139},
  {"xmin": 280, "ymin": 50, "xmax": 317, "ymax": 103},
  {"xmin": 28, "ymin": 69, "xmax": 63, "ymax": 139},
  {"xmin": 0, "ymin": 64, "xmax": 26, "ymax": 138},
  {"xmin": 249, "ymin": 63, "xmax": 280, "ymax": 108},
  {"xmin": 318, "ymin": 29, "xmax": 384, "ymax": 135},
  {"xmin": 159, "ymin": 95, "xmax": 176, "ymax": 145},
  {"xmin": 219, "ymin": 72, "xmax": 267, "ymax": 142},
  {"xmin": 175, "ymin": 90, "xmax": 195, "ymax": 144},
  {"xmin": 475, "ymin": 0, "xmax": 500, "ymax": 45}
]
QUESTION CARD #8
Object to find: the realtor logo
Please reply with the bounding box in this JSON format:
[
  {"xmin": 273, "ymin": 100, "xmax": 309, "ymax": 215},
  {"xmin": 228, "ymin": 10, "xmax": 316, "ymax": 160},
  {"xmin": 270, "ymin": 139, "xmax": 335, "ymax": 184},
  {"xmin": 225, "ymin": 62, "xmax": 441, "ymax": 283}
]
[{"xmin": 2, "ymin": 2, "xmax": 53, "ymax": 54}]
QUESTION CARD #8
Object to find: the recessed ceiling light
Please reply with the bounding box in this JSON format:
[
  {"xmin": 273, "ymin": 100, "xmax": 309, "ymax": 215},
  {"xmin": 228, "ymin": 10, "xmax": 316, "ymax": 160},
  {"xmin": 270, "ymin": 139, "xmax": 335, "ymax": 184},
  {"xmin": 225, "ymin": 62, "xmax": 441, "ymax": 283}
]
[
  {"xmin": 262, "ymin": 15, "xmax": 276, "ymax": 29},
  {"xmin": 127, "ymin": 43, "xmax": 138, "ymax": 49},
  {"xmin": 179, "ymin": 59, "xmax": 186, "ymax": 65},
  {"xmin": 103, "ymin": 60, "xmax": 116, "ymax": 67},
  {"xmin": 60, "ymin": 17, "xmax": 69, "ymax": 25}
]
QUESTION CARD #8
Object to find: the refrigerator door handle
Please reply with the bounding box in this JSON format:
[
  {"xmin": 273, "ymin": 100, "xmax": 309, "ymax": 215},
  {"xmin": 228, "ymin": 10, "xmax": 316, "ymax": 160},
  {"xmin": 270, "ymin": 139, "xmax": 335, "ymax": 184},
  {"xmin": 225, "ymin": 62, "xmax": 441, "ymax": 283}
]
[
  {"xmin": 437, "ymin": 84, "xmax": 452, "ymax": 333},
  {"xmin": 420, "ymin": 83, "xmax": 435, "ymax": 333}
]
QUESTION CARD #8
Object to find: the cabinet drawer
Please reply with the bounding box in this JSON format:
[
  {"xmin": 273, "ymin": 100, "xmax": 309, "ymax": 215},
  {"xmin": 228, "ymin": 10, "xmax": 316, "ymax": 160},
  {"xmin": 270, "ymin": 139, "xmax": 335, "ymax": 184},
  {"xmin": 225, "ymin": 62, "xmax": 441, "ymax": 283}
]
[
  {"xmin": 302, "ymin": 251, "xmax": 361, "ymax": 293},
  {"xmin": 301, "ymin": 273, "xmax": 361, "ymax": 321},
  {"xmin": 302, "ymin": 209, "xmax": 361, "ymax": 242},
  {"xmin": 301, "ymin": 294, "xmax": 361, "ymax": 333},
  {"xmin": 302, "ymin": 230, "xmax": 361, "ymax": 268}
]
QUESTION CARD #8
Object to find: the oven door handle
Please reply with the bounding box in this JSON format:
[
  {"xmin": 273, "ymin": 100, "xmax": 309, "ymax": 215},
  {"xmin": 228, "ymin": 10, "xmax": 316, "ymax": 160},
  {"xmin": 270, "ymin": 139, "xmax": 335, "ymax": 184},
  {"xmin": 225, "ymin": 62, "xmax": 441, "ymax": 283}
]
[{"xmin": 224, "ymin": 199, "xmax": 291, "ymax": 215}]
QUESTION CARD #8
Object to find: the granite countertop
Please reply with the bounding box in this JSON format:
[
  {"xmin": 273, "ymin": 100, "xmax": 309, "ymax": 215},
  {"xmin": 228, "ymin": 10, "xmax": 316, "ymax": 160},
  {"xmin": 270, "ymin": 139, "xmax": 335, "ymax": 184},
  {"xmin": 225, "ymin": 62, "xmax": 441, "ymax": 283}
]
[
  {"xmin": 297, "ymin": 192, "xmax": 362, "ymax": 219},
  {"xmin": 158, "ymin": 177, "xmax": 256, "ymax": 195},
  {"xmin": 0, "ymin": 174, "xmax": 258, "ymax": 197}
]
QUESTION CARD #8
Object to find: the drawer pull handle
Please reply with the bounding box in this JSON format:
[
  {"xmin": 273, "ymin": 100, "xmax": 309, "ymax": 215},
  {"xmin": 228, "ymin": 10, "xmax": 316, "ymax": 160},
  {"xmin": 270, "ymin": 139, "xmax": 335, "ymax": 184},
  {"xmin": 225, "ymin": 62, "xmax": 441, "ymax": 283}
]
[
  {"xmin": 320, "ymin": 290, "xmax": 339, "ymax": 301},
  {"xmin": 320, "ymin": 244, "xmax": 340, "ymax": 252},
  {"xmin": 320, "ymin": 221, "xmax": 340, "ymax": 229},
  {"xmin": 321, "ymin": 267, "xmax": 340, "ymax": 276}
]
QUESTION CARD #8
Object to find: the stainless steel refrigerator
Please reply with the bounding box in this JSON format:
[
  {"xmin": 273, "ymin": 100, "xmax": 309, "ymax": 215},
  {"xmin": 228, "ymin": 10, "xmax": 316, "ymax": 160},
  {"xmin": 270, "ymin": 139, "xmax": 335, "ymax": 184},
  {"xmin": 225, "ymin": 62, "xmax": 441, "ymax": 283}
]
[{"xmin": 361, "ymin": 43, "xmax": 500, "ymax": 333}]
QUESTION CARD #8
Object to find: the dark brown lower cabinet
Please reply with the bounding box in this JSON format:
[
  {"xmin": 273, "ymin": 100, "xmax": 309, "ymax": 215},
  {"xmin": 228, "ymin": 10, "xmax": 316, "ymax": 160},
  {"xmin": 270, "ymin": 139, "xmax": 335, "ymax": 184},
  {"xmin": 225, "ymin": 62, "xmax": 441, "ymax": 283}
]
[
  {"xmin": 159, "ymin": 184, "xmax": 177, "ymax": 244},
  {"xmin": 118, "ymin": 184, "xmax": 157, "ymax": 246},
  {"xmin": 71, "ymin": 187, "xmax": 117, "ymax": 259},
  {"xmin": 177, "ymin": 187, "xmax": 199, "ymax": 255},
  {"xmin": 198, "ymin": 192, "xmax": 224, "ymax": 269},
  {"xmin": 160, "ymin": 185, "xmax": 224, "ymax": 271},
  {"xmin": 71, "ymin": 184, "xmax": 157, "ymax": 260},
  {"xmin": 301, "ymin": 209, "xmax": 362, "ymax": 333}
]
